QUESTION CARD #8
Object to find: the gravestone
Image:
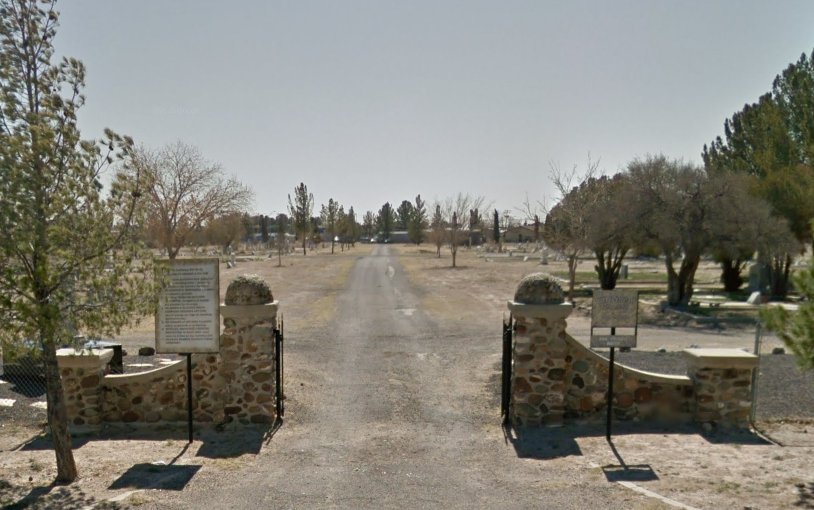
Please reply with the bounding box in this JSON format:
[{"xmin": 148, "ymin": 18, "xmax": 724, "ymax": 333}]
[{"xmin": 747, "ymin": 262, "xmax": 771, "ymax": 293}]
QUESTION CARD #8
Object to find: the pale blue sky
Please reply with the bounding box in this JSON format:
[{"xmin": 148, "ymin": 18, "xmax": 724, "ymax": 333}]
[{"xmin": 56, "ymin": 1, "xmax": 814, "ymax": 218}]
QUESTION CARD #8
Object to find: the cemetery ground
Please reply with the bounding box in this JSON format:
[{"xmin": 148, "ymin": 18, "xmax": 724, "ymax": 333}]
[{"xmin": 0, "ymin": 245, "xmax": 813, "ymax": 508}]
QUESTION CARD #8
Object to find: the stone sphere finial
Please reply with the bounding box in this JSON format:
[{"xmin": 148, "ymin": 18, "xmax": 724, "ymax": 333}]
[
  {"xmin": 514, "ymin": 273, "xmax": 564, "ymax": 305},
  {"xmin": 225, "ymin": 274, "xmax": 273, "ymax": 305}
]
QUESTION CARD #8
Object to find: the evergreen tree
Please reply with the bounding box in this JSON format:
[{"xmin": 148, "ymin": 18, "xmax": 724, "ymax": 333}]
[
  {"xmin": 493, "ymin": 209, "xmax": 501, "ymax": 250},
  {"xmin": 377, "ymin": 202, "xmax": 395, "ymax": 241},
  {"xmin": 430, "ymin": 204, "xmax": 445, "ymax": 257},
  {"xmin": 408, "ymin": 194, "xmax": 427, "ymax": 245},
  {"xmin": 396, "ymin": 200, "xmax": 414, "ymax": 231},
  {"xmin": 0, "ymin": 0, "xmax": 154, "ymax": 482},
  {"xmin": 763, "ymin": 235, "xmax": 814, "ymax": 370},
  {"xmin": 287, "ymin": 182, "xmax": 314, "ymax": 255}
]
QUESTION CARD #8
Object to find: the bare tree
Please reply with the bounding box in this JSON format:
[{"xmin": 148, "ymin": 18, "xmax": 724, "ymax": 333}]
[
  {"xmin": 541, "ymin": 157, "xmax": 600, "ymax": 301},
  {"xmin": 131, "ymin": 142, "xmax": 253, "ymax": 259},
  {"xmin": 443, "ymin": 193, "xmax": 487, "ymax": 267}
]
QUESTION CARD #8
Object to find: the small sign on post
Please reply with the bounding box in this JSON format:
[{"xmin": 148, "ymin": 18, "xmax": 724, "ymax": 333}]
[
  {"xmin": 155, "ymin": 258, "xmax": 220, "ymax": 443},
  {"xmin": 590, "ymin": 289, "xmax": 639, "ymax": 441}
]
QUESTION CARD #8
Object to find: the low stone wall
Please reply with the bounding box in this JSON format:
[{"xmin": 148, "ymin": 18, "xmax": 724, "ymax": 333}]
[
  {"xmin": 507, "ymin": 274, "xmax": 758, "ymax": 429},
  {"xmin": 509, "ymin": 302, "xmax": 694, "ymax": 427},
  {"xmin": 58, "ymin": 277, "xmax": 279, "ymax": 430},
  {"xmin": 59, "ymin": 348, "xmax": 113, "ymax": 429}
]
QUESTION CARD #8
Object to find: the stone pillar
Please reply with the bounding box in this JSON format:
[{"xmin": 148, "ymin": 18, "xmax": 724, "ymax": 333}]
[
  {"xmin": 219, "ymin": 275, "xmax": 278, "ymax": 424},
  {"xmin": 684, "ymin": 348, "xmax": 758, "ymax": 427},
  {"xmin": 57, "ymin": 348, "xmax": 113, "ymax": 431},
  {"xmin": 508, "ymin": 273, "xmax": 573, "ymax": 426}
]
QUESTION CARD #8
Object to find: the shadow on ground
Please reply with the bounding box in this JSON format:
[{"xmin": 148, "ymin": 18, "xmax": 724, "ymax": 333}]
[
  {"xmin": 796, "ymin": 482, "xmax": 814, "ymax": 508},
  {"xmin": 18, "ymin": 420, "xmax": 281, "ymax": 459},
  {"xmin": 0, "ymin": 480, "xmax": 122, "ymax": 509},
  {"xmin": 504, "ymin": 421, "xmax": 771, "ymax": 462}
]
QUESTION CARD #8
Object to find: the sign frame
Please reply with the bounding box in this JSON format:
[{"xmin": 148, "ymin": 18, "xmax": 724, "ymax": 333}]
[
  {"xmin": 155, "ymin": 258, "xmax": 221, "ymax": 355},
  {"xmin": 590, "ymin": 289, "xmax": 639, "ymax": 349}
]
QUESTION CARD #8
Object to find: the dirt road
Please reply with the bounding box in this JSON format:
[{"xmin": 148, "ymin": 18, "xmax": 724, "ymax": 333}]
[{"xmin": 159, "ymin": 245, "xmax": 645, "ymax": 509}]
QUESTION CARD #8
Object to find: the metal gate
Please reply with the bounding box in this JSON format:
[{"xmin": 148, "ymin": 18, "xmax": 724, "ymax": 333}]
[
  {"xmin": 274, "ymin": 316, "xmax": 285, "ymax": 419},
  {"xmin": 501, "ymin": 315, "xmax": 513, "ymax": 425}
]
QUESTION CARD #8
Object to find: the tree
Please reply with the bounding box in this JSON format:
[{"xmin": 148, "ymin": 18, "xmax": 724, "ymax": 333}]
[
  {"xmin": 288, "ymin": 182, "xmax": 314, "ymax": 255},
  {"xmin": 275, "ymin": 213, "xmax": 288, "ymax": 266},
  {"xmin": 396, "ymin": 200, "xmax": 414, "ymax": 231},
  {"xmin": 129, "ymin": 141, "xmax": 252, "ymax": 259},
  {"xmin": 0, "ymin": 0, "xmax": 154, "ymax": 482},
  {"xmin": 627, "ymin": 155, "xmax": 718, "ymax": 307},
  {"xmin": 408, "ymin": 194, "xmax": 427, "ymax": 245},
  {"xmin": 541, "ymin": 158, "xmax": 600, "ymax": 301},
  {"xmin": 763, "ymin": 228, "xmax": 814, "ymax": 370},
  {"xmin": 430, "ymin": 203, "xmax": 444, "ymax": 257},
  {"xmin": 443, "ymin": 193, "xmax": 486, "ymax": 267},
  {"xmin": 704, "ymin": 51, "xmax": 814, "ymax": 296},
  {"xmin": 377, "ymin": 202, "xmax": 395, "ymax": 241},
  {"xmin": 493, "ymin": 209, "xmax": 501, "ymax": 251},
  {"xmin": 362, "ymin": 211, "xmax": 376, "ymax": 239},
  {"xmin": 205, "ymin": 212, "xmax": 245, "ymax": 253},
  {"xmin": 320, "ymin": 198, "xmax": 340, "ymax": 254},
  {"xmin": 259, "ymin": 215, "xmax": 269, "ymax": 245},
  {"xmin": 345, "ymin": 206, "xmax": 359, "ymax": 247},
  {"xmin": 583, "ymin": 174, "xmax": 636, "ymax": 290}
]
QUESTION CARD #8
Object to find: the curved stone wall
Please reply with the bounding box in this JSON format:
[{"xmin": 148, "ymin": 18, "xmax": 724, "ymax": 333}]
[{"xmin": 508, "ymin": 300, "xmax": 756, "ymax": 428}]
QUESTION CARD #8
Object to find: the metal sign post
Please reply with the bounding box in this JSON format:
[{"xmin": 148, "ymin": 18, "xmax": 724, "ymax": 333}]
[
  {"xmin": 156, "ymin": 259, "xmax": 220, "ymax": 444},
  {"xmin": 590, "ymin": 289, "xmax": 639, "ymax": 441}
]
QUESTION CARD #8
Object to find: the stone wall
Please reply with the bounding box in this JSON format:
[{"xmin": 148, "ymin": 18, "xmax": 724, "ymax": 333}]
[
  {"xmin": 507, "ymin": 273, "xmax": 758, "ymax": 429},
  {"xmin": 57, "ymin": 276, "xmax": 279, "ymax": 430},
  {"xmin": 59, "ymin": 348, "xmax": 113, "ymax": 429},
  {"xmin": 509, "ymin": 302, "xmax": 694, "ymax": 427}
]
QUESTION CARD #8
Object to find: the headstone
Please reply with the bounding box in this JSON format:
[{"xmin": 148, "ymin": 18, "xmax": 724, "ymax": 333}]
[
  {"xmin": 746, "ymin": 291, "xmax": 762, "ymax": 305},
  {"xmin": 620, "ymin": 264, "xmax": 629, "ymax": 280},
  {"xmin": 747, "ymin": 262, "xmax": 771, "ymax": 293}
]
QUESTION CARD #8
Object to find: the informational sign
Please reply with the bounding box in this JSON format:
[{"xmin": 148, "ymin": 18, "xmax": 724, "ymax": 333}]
[
  {"xmin": 591, "ymin": 289, "xmax": 638, "ymax": 328},
  {"xmin": 590, "ymin": 289, "xmax": 638, "ymax": 348},
  {"xmin": 156, "ymin": 258, "xmax": 220, "ymax": 354},
  {"xmin": 590, "ymin": 335, "xmax": 636, "ymax": 348}
]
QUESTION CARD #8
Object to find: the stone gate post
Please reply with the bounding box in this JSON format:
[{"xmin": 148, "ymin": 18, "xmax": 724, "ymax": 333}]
[
  {"xmin": 507, "ymin": 274, "xmax": 573, "ymax": 426},
  {"xmin": 219, "ymin": 275, "xmax": 279, "ymax": 424}
]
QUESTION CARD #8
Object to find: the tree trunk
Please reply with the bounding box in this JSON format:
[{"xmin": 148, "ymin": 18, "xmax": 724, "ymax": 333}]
[
  {"xmin": 331, "ymin": 239, "xmax": 335, "ymax": 254},
  {"xmin": 594, "ymin": 247, "xmax": 627, "ymax": 290},
  {"xmin": 302, "ymin": 237, "xmax": 306, "ymax": 256},
  {"xmin": 719, "ymin": 258, "xmax": 745, "ymax": 292},
  {"xmin": 42, "ymin": 338, "xmax": 78, "ymax": 483},
  {"xmin": 452, "ymin": 246, "xmax": 457, "ymax": 268},
  {"xmin": 769, "ymin": 254, "xmax": 792, "ymax": 299},
  {"xmin": 666, "ymin": 252, "xmax": 700, "ymax": 307},
  {"xmin": 567, "ymin": 252, "xmax": 578, "ymax": 303}
]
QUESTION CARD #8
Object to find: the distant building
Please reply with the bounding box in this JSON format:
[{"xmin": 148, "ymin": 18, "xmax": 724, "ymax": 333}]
[{"xmin": 503, "ymin": 225, "xmax": 537, "ymax": 243}]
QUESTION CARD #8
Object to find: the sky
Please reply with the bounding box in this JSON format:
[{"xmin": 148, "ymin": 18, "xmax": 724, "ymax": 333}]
[{"xmin": 54, "ymin": 0, "xmax": 814, "ymax": 219}]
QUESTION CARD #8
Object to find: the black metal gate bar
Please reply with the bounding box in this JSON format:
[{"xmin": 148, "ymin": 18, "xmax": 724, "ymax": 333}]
[
  {"xmin": 501, "ymin": 315, "xmax": 513, "ymax": 425},
  {"xmin": 274, "ymin": 315, "xmax": 285, "ymax": 419}
]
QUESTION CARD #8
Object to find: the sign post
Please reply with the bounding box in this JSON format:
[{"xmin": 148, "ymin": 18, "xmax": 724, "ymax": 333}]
[
  {"xmin": 590, "ymin": 289, "xmax": 639, "ymax": 441},
  {"xmin": 155, "ymin": 258, "xmax": 220, "ymax": 443}
]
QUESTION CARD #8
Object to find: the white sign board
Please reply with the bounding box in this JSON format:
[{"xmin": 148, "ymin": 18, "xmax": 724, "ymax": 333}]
[
  {"xmin": 156, "ymin": 259, "xmax": 220, "ymax": 354},
  {"xmin": 590, "ymin": 335, "xmax": 636, "ymax": 348},
  {"xmin": 590, "ymin": 289, "xmax": 639, "ymax": 349}
]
